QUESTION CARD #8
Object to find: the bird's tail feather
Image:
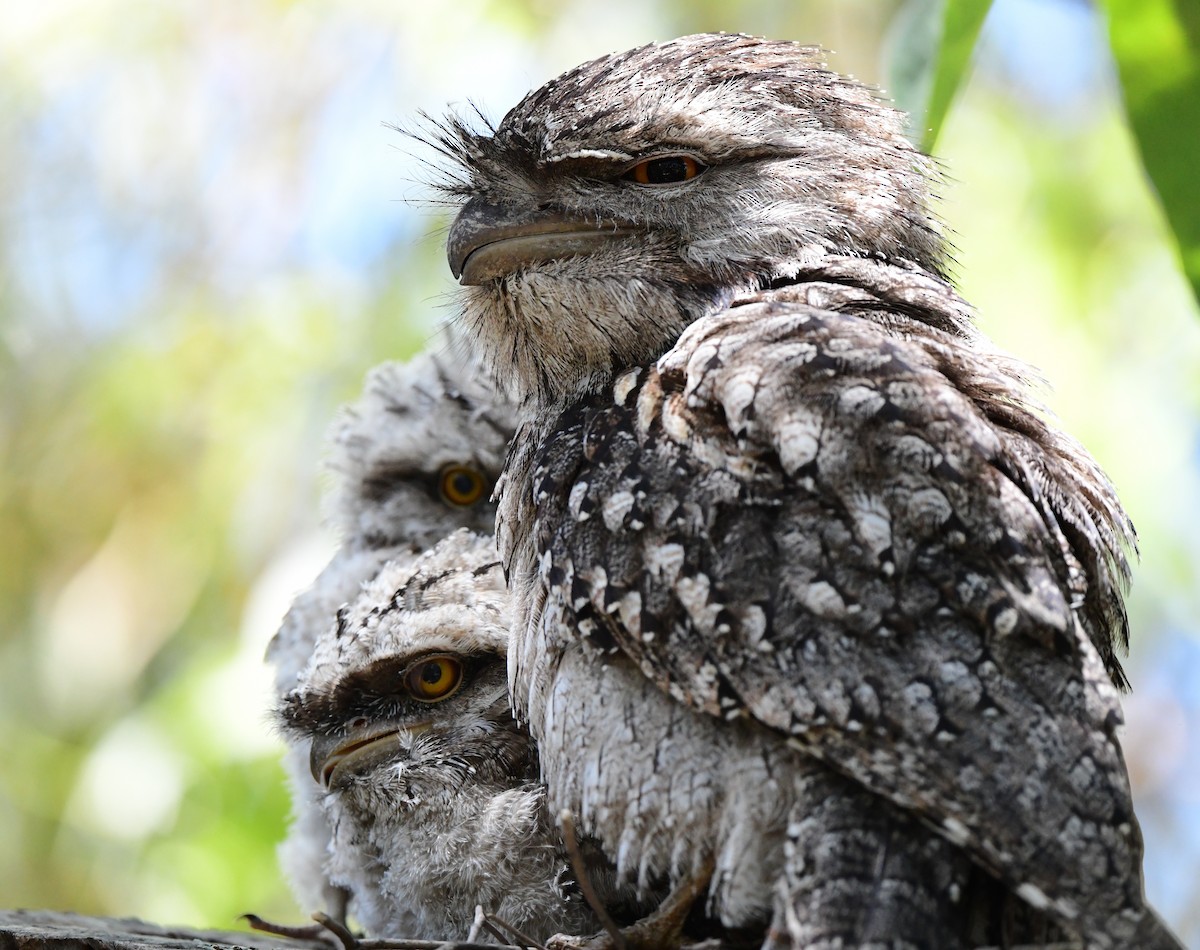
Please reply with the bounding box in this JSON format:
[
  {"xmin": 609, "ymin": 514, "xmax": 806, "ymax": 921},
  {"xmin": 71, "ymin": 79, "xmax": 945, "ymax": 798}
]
[{"xmin": 763, "ymin": 769, "xmax": 1067, "ymax": 950}]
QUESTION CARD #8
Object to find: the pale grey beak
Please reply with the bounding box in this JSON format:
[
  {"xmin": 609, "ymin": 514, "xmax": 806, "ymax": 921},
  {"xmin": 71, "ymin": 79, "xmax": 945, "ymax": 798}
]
[
  {"xmin": 447, "ymin": 197, "xmax": 638, "ymax": 285},
  {"xmin": 310, "ymin": 721, "xmax": 431, "ymax": 790}
]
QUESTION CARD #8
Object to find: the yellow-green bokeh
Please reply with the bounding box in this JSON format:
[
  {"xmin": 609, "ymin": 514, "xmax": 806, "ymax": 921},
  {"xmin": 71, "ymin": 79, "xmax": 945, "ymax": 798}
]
[{"xmin": 1, "ymin": 0, "xmax": 1197, "ymax": 942}]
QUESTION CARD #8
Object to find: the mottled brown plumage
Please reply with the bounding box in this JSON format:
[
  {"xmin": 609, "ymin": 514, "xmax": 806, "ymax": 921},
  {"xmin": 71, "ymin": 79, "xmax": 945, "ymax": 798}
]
[{"xmin": 434, "ymin": 33, "xmax": 1179, "ymax": 949}]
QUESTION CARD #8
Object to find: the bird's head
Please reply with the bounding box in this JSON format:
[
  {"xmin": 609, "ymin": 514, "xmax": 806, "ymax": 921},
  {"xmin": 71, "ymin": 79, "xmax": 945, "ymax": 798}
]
[
  {"xmin": 327, "ymin": 353, "xmax": 516, "ymax": 550},
  {"xmin": 278, "ymin": 531, "xmax": 534, "ymax": 808},
  {"xmin": 436, "ymin": 33, "xmax": 942, "ymax": 405},
  {"xmin": 264, "ymin": 355, "xmax": 513, "ymax": 677}
]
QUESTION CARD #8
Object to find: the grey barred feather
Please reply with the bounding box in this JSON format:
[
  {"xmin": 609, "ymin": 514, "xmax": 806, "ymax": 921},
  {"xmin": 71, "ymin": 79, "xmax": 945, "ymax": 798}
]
[{"xmin": 442, "ymin": 33, "xmax": 1178, "ymax": 950}]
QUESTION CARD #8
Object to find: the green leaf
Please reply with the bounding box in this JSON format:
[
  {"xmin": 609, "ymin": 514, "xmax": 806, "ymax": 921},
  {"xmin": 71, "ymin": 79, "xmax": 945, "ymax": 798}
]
[
  {"xmin": 924, "ymin": 0, "xmax": 994, "ymax": 151},
  {"xmin": 1099, "ymin": 0, "xmax": 1200, "ymax": 308},
  {"xmin": 887, "ymin": 0, "xmax": 994, "ymax": 152}
]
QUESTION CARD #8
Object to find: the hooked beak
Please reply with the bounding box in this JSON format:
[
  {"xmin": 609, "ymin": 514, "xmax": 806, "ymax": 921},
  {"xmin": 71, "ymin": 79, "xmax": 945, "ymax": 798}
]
[
  {"xmin": 447, "ymin": 197, "xmax": 639, "ymax": 285},
  {"xmin": 309, "ymin": 721, "xmax": 432, "ymax": 790}
]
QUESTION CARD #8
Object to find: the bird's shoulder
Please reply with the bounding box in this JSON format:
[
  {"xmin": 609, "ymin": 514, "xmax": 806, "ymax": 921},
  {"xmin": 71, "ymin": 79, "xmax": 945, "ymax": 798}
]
[
  {"xmin": 531, "ymin": 286, "xmax": 1079, "ymax": 692},
  {"xmin": 533, "ymin": 286, "xmax": 1085, "ymax": 684},
  {"xmin": 532, "ymin": 268, "xmax": 1133, "ymax": 686}
]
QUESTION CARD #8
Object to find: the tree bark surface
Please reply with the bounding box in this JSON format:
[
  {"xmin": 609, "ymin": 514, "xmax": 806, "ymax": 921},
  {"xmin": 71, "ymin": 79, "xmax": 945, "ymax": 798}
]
[{"xmin": 0, "ymin": 910, "xmax": 327, "ymax": 950}]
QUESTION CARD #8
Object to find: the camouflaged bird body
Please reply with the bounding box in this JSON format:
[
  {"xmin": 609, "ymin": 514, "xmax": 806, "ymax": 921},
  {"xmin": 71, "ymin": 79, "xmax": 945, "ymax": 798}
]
[
  {"xmin": 442, "ymin": 32, "xmax": 1178, "ymax": 949},
  {"xmin": 499, "ymin": 260, "xmax": 1153, "ymax": 947}
]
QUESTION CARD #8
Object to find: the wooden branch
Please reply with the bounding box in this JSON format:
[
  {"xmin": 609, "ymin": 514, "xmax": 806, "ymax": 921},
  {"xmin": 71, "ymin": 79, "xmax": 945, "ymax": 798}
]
[
  {"xmin": 0, "ymin": 909, "xmax": 330, "ymax": 950},
  {"xmin": 0, "ymin": 907, "xmax": 1085, "ymax": 950},
  {"xmin": 0, "ymin": 910, "xmax": 527, "ymax": 950}
]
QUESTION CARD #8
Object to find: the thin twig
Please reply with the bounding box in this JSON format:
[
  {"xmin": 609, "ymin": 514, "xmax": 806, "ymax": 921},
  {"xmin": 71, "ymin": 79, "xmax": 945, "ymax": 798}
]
[
  {"xmin": 465, "ymin": 907, "xmax": 487, "ymax": 944},
  {"xmin": 307, "ymin": 908, "xmax": 529, "ymax": 950},
  {"xmin": 477, "ymin": 911, "xmax": 547, "ymax": 950},
  {"xmin": 976, "ymin": 945, "xmax": 1082, "ymax": 950},
  {"xmin": 241, "ymin": 914, "xmax": 335, "ymax": 944},
  {"xmin": 322, "ymin": 936, "xmax": 523, "ymax": 950},
  {"xmin": 312, "ymin": 913, "xmax": 359, "ymax": 950},
  {"xmin": 345, "ymin": 941, "xmax": 524, "ymax": 950},
  {"xmin": 558, "ymin": 809, "xmax": 627, "ymax": 950},
  {"xmin": 476, "ymin": 914, "xmax": 516, "ymax": 947}
]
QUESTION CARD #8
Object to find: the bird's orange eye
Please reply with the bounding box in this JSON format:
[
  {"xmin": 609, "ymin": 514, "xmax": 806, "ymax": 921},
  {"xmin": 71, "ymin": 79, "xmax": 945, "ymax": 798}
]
[
  {"xmin": 405, "ymin": 655, "xmax": 464, "ymax": 702},
  {"xmin": 438, "ymin": 464, "xmax": 487, "ymax": 507},
  {"xmin": 625, "ymin": 155, "xmax": 704, "ymax": 186}
]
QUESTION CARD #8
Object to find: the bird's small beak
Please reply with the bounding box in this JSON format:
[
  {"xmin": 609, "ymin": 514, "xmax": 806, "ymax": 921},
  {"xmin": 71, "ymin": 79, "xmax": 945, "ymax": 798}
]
[
  {"xmin": 448, "ymin": 197, "xmax": 639, "ymax": 285},
  {"xmin": 310, "ymin": 721, "xmax": 432, "ymax": 790}
]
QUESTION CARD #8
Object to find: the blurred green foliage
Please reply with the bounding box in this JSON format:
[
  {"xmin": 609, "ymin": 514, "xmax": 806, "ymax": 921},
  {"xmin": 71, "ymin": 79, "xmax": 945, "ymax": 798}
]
[
  {"xmin": 1, "ymin": 0, "xmax": 1198, "ymax": 943},
  {"xmin": 887, "ymin": 0, "xmax": 995, "ymax": 150},
  {"xmin": 1099, "ymin": 0, "xmax": 1200, "ymax": 304}
]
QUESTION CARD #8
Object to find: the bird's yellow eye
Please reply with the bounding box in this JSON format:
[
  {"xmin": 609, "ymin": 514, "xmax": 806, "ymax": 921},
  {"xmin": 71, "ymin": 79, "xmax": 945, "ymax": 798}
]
[
  {"xmin": 405, "ymin": 655, "xmax": 464, "ymax": 702},
  {"xmin": 625, "ymin": 155, "xmax": 704, "ymax": 186},
  {"xmin": 438, "ymin": 464, "xmax": 487, "ymax": 507}
]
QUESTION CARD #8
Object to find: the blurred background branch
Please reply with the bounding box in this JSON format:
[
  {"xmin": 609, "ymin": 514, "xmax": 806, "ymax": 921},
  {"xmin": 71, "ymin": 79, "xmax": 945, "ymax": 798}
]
[{"xmin": 1, "ymin": 1, "xmax": 1197, "ymax": 944}]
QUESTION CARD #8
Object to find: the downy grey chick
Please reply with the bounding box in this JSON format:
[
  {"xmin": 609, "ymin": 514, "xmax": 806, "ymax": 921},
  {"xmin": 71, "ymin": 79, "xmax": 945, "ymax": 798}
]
[
  {"xmin": 267, "ymin": 352, "xmax": 515, "ymax": 923},
  {"xmin": 277, "ymin": 530, "xmax": 611, "ymax": 942}
]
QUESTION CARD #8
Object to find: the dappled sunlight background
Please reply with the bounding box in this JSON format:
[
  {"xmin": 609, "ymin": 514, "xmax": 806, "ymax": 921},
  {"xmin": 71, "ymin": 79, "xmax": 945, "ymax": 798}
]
[{"xmin": 1, "ymin": 0, "xmax": 1197, "ymax": 943}]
